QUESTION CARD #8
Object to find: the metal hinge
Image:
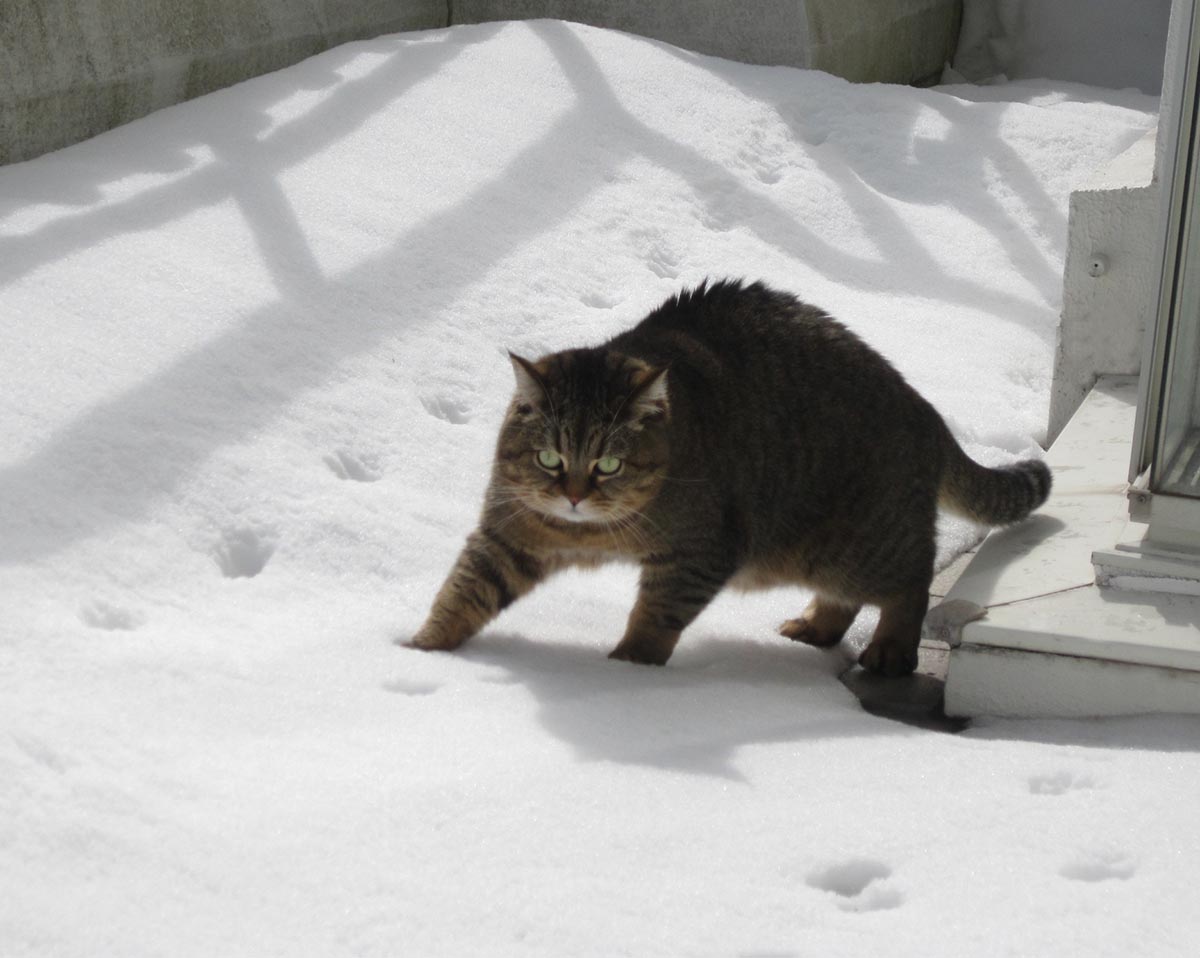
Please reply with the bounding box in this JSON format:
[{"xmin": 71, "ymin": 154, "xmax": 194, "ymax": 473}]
[{"xmin": 1127, "ymin": 468, "xmax": 1152, "ymax": 521}]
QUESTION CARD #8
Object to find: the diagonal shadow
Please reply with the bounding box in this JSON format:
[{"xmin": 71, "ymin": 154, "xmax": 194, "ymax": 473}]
[
  {"xmin": 0, "ymin": 20, "xmax": 1123, "ymax": 566},
  {"xmin": 204, "ymin": 119, "xmax": 327, "ymax": 299},
  {"xmin": 650, "ymin": 34, "xmax": 1145, "ymax": 321},
  {"xmin": 0, "ymin": 26, "xmax": 627, "ymax": 564},
  {"xmin": 532, "ymin": 21, "xmax": 1051, "ymax": 322},
  {"xmin": 0, "ymin": 26, "xmax": 490, "ymax": 289}
]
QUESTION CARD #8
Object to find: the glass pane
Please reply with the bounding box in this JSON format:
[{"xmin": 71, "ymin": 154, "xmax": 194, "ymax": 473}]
[
  {"xmin": 1156, "ymin": 61, "xmax": 1200, "ymax": 499},
  {"xmin": 1152, "ymin": 331, "xmax": 1200, "ymax": 499},
  {"xmin": 1157, "ymin": 228, "xmax": 1200, "ymax": 497}
]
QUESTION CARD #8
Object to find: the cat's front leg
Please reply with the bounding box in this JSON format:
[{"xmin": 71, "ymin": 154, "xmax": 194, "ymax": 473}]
[
  {"xmin": 408, "ymin": 528, "xmax": 544, "ymax": 652},
  {"xmin": 608, "ymin": 557, "xmax": 730, "ymax": 665}
]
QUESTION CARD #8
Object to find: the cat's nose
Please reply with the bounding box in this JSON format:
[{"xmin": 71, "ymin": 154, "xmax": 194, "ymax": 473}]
[{"xmin": 563, "ymin": 477, "xmax": 588, "ymax": 506}]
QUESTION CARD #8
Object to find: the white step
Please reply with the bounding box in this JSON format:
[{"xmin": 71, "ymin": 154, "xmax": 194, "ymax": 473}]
[{"xmin": 943, "ymin": 376, "xmax": 1200, "ymax": 718}]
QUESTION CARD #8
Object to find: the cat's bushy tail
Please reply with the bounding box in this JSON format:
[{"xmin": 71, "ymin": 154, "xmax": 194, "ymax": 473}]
[{"xmin": 939, "ymin": 438, "xmax": 1052, "ymax": 526}]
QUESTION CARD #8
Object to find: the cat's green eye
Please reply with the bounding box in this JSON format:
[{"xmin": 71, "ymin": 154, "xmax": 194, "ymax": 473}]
[
  {"xmin": 594, "ymin": 456, "xmax": 622, "ymax": 476},
  {"xmin": 536, "ymin": 449, "xmax": 563, "ymax": 470}
]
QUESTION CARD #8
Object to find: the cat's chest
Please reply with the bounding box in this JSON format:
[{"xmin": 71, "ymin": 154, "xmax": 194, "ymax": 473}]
[
  {"xmin": 536, "ymin": 522, "xmax": 648, "ymax": 570},
  {"xmin": 546, "ymin": 544, "xmax": 631, "ymax": 570}
]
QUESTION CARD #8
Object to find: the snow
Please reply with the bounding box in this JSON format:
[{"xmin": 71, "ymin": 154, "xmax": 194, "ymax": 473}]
[{"xmin": 2, "ymin": 18, "xmax": 1195, "ymax": 958}]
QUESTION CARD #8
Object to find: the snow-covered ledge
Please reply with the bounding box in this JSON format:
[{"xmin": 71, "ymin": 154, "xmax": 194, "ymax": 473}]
[{"xmin": 943, "ymin": 376, "xmax": 1200, "ymax": 718}]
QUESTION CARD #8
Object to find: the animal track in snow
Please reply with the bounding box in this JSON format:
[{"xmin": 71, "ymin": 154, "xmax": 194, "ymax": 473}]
[
  {"xmin": 324, "ymin": 449, "xmax": 382, "ymax": 482},
  {"xmin": 1060, "ymin": 849, "xmax": 1136, "ymax": 883},
  {"xmin": 382, "ymin": 678, "xmax": 440, "ymax": 696},
  {"xmin": 629, "ymin": 227, "xmax": 682, "ymax": 280},
  {"xmin": 698, "ymin": 188, "xmax": 738, "ymax": 233},
  {"xmin": 807, "ymin": 859, "xmax": 903, "ymax": 912},
  {"xmin": 646, "ymin": 243, "xmax": 682, "ymax": 279},
  {"xmin": 802, "ymin": 126, "xmax": 830, "ymax": 148},
  {"xmin": 738, "ymin": 146, "xmax": 785, "ymax": 185},
  {"xmin": 421, "ymin": 393, "xmax": 472, "ymax": 425},
  {"xmin": 12, "ymin": 734, "xmax": 72, "ymax": 773},
  {"xmin": 735, "ymin": 117, "xmax": 792, "ymax": 185},
  {"xmin": 1028, "ymin": 770, "xmax": 1098, "ymax": 795},
  {"xmin": 580, "ymin": 290, "xmax": 622, "ymax": 310},
  {"xmin": 213, "ymin": 526, "xmax": 276, "ymax": 579},
  {"xmin": 80, "ymin": 600, "xmax": 145, "ymax": 631},
  {"xmin": 788, "ymin": 106, "xmax": 833, "ymax": 149}
]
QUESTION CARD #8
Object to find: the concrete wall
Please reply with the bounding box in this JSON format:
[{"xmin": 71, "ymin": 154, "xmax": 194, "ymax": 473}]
[
  {"xmin": 453, "ymin": 0, "xmax": 811, "ymax": 68},
  {"xmin": 454, "ymin": 1, "xmax": 961, "ymax": 83},
  {"xmin": 0, "ymin": 0, "xmax": 448, "ymax": 165},
  {"xmin": 2, "ymin": 0, "xmax": 962, "ymax": 165},
  {"xmin": 953, "ymin": 0, "xmax": 1172, "ymax": 95},
  {"xmin": 804, "ymin": 0, "xmax": 961, "ymax": 84}
]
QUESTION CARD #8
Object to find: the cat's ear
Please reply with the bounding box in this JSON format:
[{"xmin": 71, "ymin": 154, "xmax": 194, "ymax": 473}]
[
  {"xmin": 508, "ymin": 352, "xmax": 548, "ymax": 407},
  {"xmin": 628, "ymin": 365, "xmax": 669, "ymax": 423}
]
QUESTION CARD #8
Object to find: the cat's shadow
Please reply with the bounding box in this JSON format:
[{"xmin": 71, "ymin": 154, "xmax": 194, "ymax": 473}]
[{"xmin": 458, "ymin": 631, "xmax": 909, "ymax": 780}]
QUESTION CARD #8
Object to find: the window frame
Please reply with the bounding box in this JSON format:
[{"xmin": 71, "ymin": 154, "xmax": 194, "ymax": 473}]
[{"xmin": 1130, "ymin": 0, "xmax": 1200, "ymax": 553}]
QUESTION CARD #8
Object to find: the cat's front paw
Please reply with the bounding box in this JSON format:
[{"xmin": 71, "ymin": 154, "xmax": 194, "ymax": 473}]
[
  {"xmin": 608, "ymin": 634, "xmax": 675, "ymax": 666},
  {"xmin": 779, "ymin": 616, "xmax": 843, "ymax": 648},
  {"xmin": 405, "ymin": 627, "xmax": 467, "ymax": 652}
]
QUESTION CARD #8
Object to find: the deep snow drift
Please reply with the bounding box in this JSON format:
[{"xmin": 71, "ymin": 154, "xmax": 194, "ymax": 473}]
[{"xmin": 2, "ymin": 19, "xmax": 1197, "ymax": 958}]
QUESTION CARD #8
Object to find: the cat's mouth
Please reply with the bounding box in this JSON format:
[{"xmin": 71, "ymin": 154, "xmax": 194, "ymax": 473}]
[{"xmin": 538, "ymin": 497, "xmax": 602, "ymax": 525}]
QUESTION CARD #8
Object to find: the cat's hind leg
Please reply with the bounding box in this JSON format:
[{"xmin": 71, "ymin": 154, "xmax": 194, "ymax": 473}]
[
  {"xmin": 857, "ymin": 587, "xmax": 929, "ymax": 677},
  {"xmin": 779, "ymin": 595, "xmax": 861, "ymax": 648}
]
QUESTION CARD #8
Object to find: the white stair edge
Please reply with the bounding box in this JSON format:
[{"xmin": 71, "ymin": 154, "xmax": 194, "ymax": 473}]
[{"xmin": 943, "ymin": 376, "xmax": 1200, "ymax": 719}]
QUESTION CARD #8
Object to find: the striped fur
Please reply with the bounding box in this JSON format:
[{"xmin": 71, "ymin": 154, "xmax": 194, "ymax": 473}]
[
  {"xmin": 409, "ymin": 279, "xmax": 1051, "ymax": 676},
  {"xmin": 939, "ymin": 448, "xmax": 1052, "ymax": 525}
]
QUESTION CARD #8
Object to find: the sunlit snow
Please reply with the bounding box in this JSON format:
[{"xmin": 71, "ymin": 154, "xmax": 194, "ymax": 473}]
[{"xmin": 3, "ymin": 20, "xmax": 1196, "ymax": 958}]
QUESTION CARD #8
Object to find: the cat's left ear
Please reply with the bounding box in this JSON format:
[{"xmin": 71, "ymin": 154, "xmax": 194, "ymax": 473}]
[
  {"xmin": 628, "ymin": 365, "xmax": 669, "ymax": 423},
  {"xmin": 508, "ymin": 352, "xmax": 549, "ymax": 406}
]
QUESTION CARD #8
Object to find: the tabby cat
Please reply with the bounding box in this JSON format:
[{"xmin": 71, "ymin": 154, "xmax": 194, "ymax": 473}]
[{"xmin": 408, "ymin": 280, "xmax": 1050, "ymax": 676}]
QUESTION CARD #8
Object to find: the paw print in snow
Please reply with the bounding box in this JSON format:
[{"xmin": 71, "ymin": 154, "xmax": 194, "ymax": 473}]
[
  {"xmin": 1060, "ymin": 849, "xmax": 1136, "ymax": 883},
  {"xmin": 324, "ymin": 449, "xmax": 382, "ymax": 482},
  {"xmin": 806, "ymin": 859, "xmax": 903, "ymax": 912},
  {"xmin": 80, "ymin": 600, "xmax": 145, "ymax": 631},
  {"xmin": 214, "ymin": 526, "xmax": 276, "ymax": 579}
]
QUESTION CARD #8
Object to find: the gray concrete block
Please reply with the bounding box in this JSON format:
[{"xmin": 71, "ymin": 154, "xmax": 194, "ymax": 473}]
[
  {"xmin": 453, "ymin": 0, "xmax": 961, "ymax": 82},
  {"xmin": 2, "ymin": 0, "xmax": 962, "ymax": 165},
  {"xmin": 806, "ymin": 0, "xmax": 962, "ymax": 85},
  {"xmin": 452, "ymin": 0, "xmax": 811, "ymax": 67},
  {"xmin": 1, "ymin": 1, "xmax": 447, "ymax": 164}
]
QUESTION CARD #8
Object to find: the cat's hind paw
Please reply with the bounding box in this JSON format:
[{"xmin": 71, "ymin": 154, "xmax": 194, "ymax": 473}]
[{"xmin": 857, "ymin": 639, "xmax": 919, "ymax": 677}]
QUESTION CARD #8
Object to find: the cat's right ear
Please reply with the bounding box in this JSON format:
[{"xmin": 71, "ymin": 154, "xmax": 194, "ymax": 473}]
[
  {"xmin": 508, "ymin": 352, "xmax": 548, "ymax": 408},
  {"xmin": 628, "ymin": 365, "xmax": 669, "ymax": 424}
]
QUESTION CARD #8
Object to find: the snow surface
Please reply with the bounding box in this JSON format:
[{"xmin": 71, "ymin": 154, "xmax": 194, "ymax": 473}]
[{"xmin": 2, "ymin": 19, "xmax": 1196, "ymax": 958}]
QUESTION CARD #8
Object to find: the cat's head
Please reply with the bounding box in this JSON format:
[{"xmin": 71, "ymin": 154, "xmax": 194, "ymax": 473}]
[{"xmin": 493, "ymin": 347, "xmax": 670, "ymax": 525}]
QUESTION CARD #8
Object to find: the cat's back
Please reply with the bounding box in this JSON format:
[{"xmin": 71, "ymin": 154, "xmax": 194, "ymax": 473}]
[
  {"xmin": 607, "ymin": 279, "xmax": 947, "ymax": 534},
  {"xmin": 616, "ymin": 278, "xmax": 828, "ymax": 354},
  {"xmin": 611, "ymin": 278, "xmax": 922, "ymax": 413}
]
